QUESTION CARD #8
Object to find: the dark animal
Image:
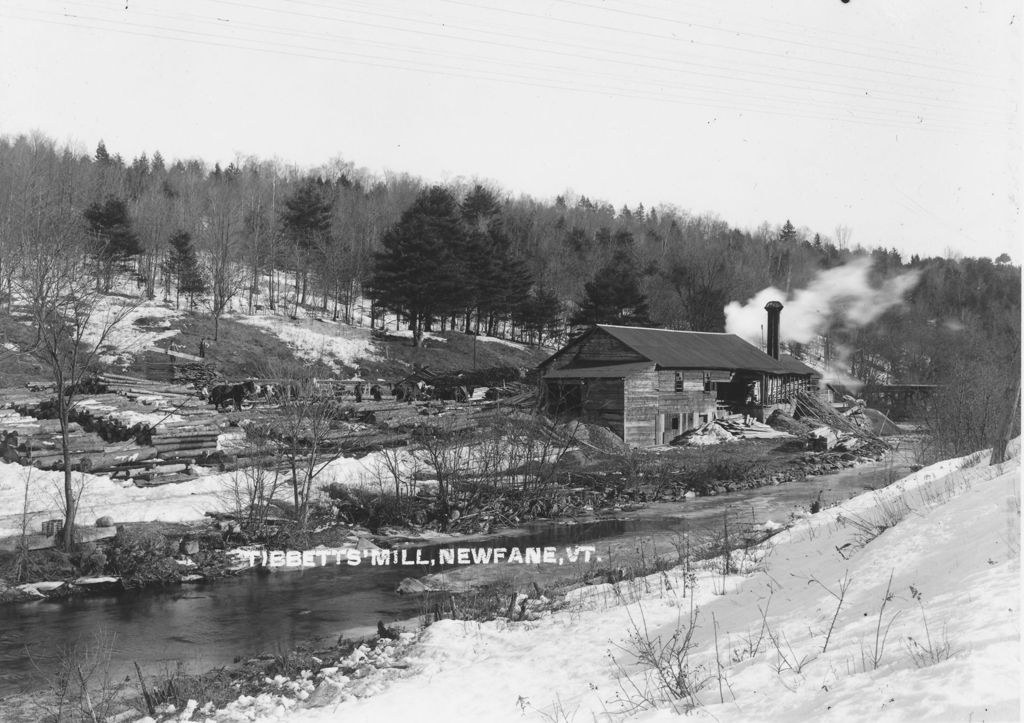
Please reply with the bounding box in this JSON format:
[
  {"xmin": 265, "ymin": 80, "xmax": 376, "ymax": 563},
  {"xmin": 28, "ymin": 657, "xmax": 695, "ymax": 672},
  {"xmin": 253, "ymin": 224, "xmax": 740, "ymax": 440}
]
[
  {"xmin": 370, "ymin": 384, "xmax": 382, "ymax": 402},
  {"xmin": 210, "ymin": 380, "xmax": 258, "ymax": 411},
  {"xmin": 0, "ymin": 431, "xmax": 21, "ymax": 463}
]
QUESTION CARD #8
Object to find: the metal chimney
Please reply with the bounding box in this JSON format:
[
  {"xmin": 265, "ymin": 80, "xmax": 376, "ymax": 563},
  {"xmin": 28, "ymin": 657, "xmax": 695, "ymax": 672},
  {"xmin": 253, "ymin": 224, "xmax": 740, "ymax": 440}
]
[{"xmin": 764, "ymin": 301, "xmax": 783, "ymax": 359}]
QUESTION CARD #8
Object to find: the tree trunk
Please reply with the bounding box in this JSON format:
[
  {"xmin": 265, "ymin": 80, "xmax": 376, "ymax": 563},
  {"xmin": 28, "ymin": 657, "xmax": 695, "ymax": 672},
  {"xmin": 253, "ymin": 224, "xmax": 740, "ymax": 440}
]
[{"xmin": 58, "ymin": 391, "xmax": 77, "ymax": 552}]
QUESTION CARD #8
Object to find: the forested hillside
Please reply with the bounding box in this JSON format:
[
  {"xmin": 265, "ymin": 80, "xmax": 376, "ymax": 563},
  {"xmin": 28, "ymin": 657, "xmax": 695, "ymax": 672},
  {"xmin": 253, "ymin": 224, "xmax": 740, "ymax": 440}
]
[{"xmin": 0, "ymin": 133, "xmax": 1018, "ymax": 407}]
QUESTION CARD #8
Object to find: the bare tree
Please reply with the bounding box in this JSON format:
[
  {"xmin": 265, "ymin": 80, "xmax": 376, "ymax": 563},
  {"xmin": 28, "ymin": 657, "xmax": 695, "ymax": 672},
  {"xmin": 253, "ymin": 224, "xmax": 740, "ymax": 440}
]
[
  {"xmin": 14, "ymin": 204, "xmax": 139, "ymax": 551},
  {"xmin": 834, "ymin": 224, "xmax": 853, "ymax": 252},
  {"xmin": 270, "ymin": 383, "xmax": 347, "ymax": 529},
  {"xmin": 203, "ymin": 183, "xmax": 247, "ymax": 340}
]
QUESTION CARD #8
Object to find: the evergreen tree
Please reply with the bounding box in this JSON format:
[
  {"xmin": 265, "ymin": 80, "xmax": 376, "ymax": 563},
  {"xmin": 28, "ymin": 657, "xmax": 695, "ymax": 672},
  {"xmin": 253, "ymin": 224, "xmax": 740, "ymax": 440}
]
[
  {"xmin": 94, "ymin": 140, "xmax": 112, "ymax": 165},
  {"xmin": 570, "ymin": 247, "xmax": 650, "ymax": 327},
  {"xmin": 515, "ymin": 286, "xmax": 562, "ymax": 346},
  {"xmin": 779, "ymin": 219, "xmax": 797, "ymax": 243},
  {"xmin": 281, "ymin": 178, "xmax": 333, "ymax": 249},
  {"xmin": 368, "ymin": 186, "xmax": 468, "ymax": 346},
  {"xmin": 83, "ymin": 197, "xmax": 141, "ymax": 290},
  {"xmin": 163, "ymin": 231, "xmax": 207, "ymax": 308}
]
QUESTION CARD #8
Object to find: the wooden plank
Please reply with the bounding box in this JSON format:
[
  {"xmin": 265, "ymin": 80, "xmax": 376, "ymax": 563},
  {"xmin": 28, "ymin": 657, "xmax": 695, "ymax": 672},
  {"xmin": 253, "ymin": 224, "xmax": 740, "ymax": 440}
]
[{"xmin": 144, "ymin": 346, "xmax": 204, "ymax": 362}]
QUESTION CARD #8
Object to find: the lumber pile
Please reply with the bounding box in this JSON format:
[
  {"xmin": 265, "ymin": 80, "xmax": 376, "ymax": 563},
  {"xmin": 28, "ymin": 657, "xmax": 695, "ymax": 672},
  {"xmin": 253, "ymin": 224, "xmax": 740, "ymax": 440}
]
[{"xmin": 671, "ymin": 414, "xmax": 793, "ymax": 447}]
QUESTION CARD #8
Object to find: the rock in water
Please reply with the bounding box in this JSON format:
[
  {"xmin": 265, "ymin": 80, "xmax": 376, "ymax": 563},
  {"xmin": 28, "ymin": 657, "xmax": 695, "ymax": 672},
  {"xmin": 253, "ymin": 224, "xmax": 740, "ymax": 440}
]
[{"xmin": 395, "ymin": 577, "xmax": 430, "ymax": 594}]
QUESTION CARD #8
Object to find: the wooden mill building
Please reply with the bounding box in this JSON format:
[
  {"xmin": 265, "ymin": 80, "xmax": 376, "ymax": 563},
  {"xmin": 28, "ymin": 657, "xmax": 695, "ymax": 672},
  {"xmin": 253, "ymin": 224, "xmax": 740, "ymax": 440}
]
[{"xmin": 538, "ymin": 323, "xmax": 819, "ymax": 447}]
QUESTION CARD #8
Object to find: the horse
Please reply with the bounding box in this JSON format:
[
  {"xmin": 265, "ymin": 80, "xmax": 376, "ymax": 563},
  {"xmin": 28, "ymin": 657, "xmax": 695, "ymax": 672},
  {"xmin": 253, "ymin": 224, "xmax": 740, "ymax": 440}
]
[
  {"xmin": 209, "ymin": 380, "xmax": 258, "ymax": 411},
  {"xmin": 0, "ymin": 431, "xmax": 21, "ymax": 463}
]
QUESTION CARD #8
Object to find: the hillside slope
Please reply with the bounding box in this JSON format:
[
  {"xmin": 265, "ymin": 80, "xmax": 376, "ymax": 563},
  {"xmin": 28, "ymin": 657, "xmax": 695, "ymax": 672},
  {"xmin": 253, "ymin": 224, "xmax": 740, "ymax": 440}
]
[{"xmin": 1, "ymin": 293, "xmax": 550, "ymax": 386}]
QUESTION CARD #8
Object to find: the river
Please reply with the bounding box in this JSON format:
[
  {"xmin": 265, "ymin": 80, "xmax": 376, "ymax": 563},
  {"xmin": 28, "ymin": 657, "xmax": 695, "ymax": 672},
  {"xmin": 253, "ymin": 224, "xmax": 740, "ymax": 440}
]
[{"xmin": 0, "ymin": 453, "xmax": 912, "ymax": 696}]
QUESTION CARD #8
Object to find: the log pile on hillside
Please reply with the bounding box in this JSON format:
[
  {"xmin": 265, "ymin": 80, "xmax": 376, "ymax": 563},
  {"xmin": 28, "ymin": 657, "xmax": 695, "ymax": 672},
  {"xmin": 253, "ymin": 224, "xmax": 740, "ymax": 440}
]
[{"xmin": 0, "ymin": 376, "xmax": 225, "ymax": 483}]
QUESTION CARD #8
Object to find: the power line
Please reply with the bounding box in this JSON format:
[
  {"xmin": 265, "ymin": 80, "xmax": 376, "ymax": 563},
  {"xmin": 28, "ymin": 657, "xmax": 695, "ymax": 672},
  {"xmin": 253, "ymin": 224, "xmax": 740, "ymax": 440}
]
[
  {"xmin": 557, "ymin": 0, "xmax": 1007, "ymax": 81},
  {"xmin": 0, "ymin": 3, "xmax": 1012, "ymax": 137},
  {"xmin": 73, "ymin": 0, "xmax": 1009, "ymax": 130},
  {"xmin": 439, "ymin": 0, "xmax": 1012, "ymax": 93}
]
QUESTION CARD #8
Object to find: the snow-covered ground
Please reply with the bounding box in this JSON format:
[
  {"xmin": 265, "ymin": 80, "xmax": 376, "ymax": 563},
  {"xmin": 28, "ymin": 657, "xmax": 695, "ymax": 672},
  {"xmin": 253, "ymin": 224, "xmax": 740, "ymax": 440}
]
[
  {"xmin": 231, "ymin": 313, "xmax": 377, "ymax": 370},
  {"xmin": 79, "ymin": 295, "xmax": 183, "ymax": 367},
  {"xmin": 170, "ymin": 440, "xmax": 1020, "ymax": 723},
  {"xmin": 0, "ymin": 452, "xmax": 389, "ymax": 538}
]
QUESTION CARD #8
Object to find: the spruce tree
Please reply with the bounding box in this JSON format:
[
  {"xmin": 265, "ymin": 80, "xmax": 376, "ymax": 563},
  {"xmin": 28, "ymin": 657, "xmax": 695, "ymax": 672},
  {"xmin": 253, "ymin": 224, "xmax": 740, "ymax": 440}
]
[{"xmin": 164, "ymin": 231, "xmax": 207, "ymax": 308}]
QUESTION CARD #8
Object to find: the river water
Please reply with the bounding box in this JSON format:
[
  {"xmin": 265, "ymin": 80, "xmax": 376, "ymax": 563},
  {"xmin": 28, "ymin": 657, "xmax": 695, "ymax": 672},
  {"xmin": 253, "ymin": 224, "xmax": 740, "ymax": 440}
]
[{"xmin": 0, "ymin": 454, "xmax": 912, "ymax": 695}]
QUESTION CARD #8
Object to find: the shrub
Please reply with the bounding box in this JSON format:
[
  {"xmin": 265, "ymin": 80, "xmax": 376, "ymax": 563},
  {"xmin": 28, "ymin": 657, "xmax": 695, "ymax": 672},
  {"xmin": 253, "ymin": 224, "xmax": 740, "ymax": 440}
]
[{"xmin": 105, "ymin": 527, "xmax": 180, "ymax": 587}]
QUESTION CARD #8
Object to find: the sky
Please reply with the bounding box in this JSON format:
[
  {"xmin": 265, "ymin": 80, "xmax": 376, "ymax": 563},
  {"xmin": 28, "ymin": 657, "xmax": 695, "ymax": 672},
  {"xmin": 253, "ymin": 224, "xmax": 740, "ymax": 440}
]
[{"xmin": 0, "ymin": 0, "xmax": 1020, "ymax": 260}]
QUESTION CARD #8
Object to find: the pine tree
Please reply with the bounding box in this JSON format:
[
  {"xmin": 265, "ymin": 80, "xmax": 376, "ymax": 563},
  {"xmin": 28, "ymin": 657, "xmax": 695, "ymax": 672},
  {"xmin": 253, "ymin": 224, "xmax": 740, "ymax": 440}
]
[
  {"xmin": 515, "ymin": 286, "xmax": 562, "ymax": 346},
  {"xmin": 571, "ymin": 247, "xmax": 650, "ymax": 327},
  {"xmin": 281, "ymin": 178, "xmax": 332, "ymax": 249},
  {"xmin": 368, "ymin": 186, "xmax": 468, "ymax": 346},
  {"xmin": 83, "ymin": 197, "xmax": 141, "ymax": 290}
]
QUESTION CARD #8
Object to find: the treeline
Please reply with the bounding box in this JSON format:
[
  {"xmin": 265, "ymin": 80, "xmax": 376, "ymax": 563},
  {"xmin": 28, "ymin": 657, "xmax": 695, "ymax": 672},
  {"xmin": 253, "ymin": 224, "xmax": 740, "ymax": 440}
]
[{"xmin": 0, "ymin": 133, "xmax": 1019, "ymax": 390}]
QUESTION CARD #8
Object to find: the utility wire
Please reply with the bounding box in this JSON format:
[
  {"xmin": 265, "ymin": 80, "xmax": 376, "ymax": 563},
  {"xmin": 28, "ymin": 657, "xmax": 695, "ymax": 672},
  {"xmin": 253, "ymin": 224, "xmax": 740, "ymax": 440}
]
[{"xmin": 1, "ymin": 2, "xmax": 1012, "ymax": 137}]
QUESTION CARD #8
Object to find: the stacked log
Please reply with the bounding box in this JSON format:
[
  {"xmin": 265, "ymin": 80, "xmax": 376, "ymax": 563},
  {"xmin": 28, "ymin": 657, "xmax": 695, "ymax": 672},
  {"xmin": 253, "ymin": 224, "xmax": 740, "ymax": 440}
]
[
  {"xmin": 147, "ymin": 419, "xmax": 222, "ymax": 463},
  {"xmin": 0, "ymin": 388, "xmax": 50, "ymax": 409}
]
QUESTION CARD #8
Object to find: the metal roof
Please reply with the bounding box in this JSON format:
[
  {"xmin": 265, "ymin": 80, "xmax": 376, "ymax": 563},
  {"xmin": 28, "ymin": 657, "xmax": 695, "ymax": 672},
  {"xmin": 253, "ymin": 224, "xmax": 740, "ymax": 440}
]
[
  {"xmin": 777, "ymin": 354, "xmax": 822, "ymax": 377},
  {"xmin": 543, "ymin": 361, "xmax": 655, "ymax": 379},
  {"xmin": 594, "ymin": 325, "xmax": 794, "ymax": 374}
]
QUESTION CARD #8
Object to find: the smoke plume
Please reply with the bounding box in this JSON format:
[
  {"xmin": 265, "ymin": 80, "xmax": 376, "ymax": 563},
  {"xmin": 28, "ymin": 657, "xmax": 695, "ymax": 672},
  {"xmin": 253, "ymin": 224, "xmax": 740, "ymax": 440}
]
[{"xmin": 724, "ymin": 258, "xmax": 921, "ymax": 348}]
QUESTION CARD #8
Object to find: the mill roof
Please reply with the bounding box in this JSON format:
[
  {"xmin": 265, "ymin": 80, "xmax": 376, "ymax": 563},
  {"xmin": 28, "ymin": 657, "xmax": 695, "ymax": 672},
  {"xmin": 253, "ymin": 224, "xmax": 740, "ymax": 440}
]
[{"xmin": 593, "ymin": 325, "xmax": 793, "ymax": 374}]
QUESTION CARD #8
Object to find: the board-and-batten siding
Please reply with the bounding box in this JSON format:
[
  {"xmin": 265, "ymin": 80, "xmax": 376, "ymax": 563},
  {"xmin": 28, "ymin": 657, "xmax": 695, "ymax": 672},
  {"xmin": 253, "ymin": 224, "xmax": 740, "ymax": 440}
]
[
  {"xmin": 623, "ymin": 369, "xmax": 658, "ymax": 447},
  {"xmin": 654, "ymin": 370, "xmax": 720, "ymax": 439}
]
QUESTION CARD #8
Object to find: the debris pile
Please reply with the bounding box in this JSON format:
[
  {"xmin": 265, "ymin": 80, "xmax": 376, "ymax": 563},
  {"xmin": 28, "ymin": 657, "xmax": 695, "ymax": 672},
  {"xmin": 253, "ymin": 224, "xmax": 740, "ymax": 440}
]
[{"xmin": 792, "ymin": 391, "xmax": 891, "ymax": 455}]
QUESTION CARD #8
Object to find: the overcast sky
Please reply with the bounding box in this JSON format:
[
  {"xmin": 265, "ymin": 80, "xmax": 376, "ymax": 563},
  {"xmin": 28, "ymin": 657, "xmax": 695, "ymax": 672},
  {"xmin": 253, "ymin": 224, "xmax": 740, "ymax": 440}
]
[{"xmin": 1, "ymin": 0, "xmax": 1019, "ymax": 260}]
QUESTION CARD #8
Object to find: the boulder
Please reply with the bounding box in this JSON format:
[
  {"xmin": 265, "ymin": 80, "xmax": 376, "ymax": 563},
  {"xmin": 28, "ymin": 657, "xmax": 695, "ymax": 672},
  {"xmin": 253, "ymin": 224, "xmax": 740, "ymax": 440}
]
[
  {"xmin": 95, "ymin": 516, "xmax": 114, "ymax": 528},
  {"xmin": 395, "ymin": 577, "xmax": 430, "ymax": 594},
  {"xmin": 306, "ymin": 678, "xmax": 348, "ymax": 707},
  {"xmin": 179, "ymin": 538, "xmax": 200, "ymax": 556}
]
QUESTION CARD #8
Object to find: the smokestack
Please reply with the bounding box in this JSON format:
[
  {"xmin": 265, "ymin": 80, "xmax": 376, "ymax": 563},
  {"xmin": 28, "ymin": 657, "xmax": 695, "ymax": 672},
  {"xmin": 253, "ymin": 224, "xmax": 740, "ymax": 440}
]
[{"xmin": 765, "ymin": 301, "xmax": 783, "ymax": 359}]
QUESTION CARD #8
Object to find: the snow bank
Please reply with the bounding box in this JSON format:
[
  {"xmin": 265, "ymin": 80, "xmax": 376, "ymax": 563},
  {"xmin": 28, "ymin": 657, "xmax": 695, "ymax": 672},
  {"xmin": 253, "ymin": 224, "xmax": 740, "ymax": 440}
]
[{"xmin": 257, "ymin": 441, "xmax": 1020, "ymax": 723}]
